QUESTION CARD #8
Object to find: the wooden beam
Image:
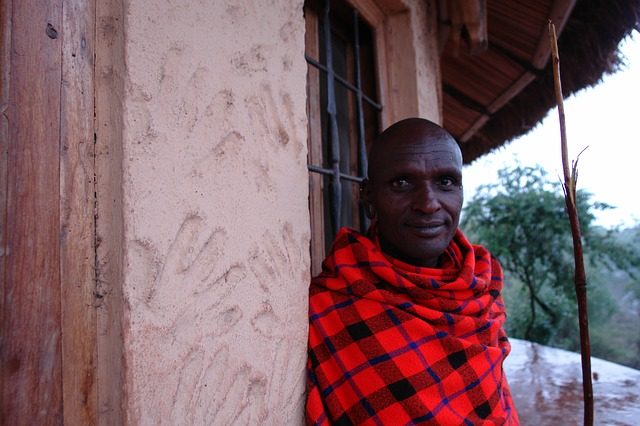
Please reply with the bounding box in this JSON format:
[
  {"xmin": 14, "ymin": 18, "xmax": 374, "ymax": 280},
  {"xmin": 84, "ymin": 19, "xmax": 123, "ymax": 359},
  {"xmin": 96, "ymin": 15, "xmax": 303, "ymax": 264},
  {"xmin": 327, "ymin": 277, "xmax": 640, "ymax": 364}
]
[
  {"xmin": 460, "ymin": 71, "xmax": 536, "ymax": 142},
  {"xmin": 60, "ymin": 0, "xmax": 98, "ymax": 423},
  {"xmin": 383, "ymin": 11, "xmax": 420, "ymax": 123},
  {"xmin": 486, "ymin": 72, "xmax": 537, "ymax": 115},
  {"xmin": 443, "ymin": 83, "xmax": 490, "ymax": 116},
  {"xmin": 348, "ymin": 0, "xmax": 385, "ymax": 26},
  {"xmin": 461, "ymin": 115, "xmax": 489, "ymax": 143},
  {"xmin": 305, "ymin": 6, "xmax": 326, "ymax": 277},
  {"xmin": 1, "ymin": 0, "xmax": 64, "ymax": 422},
  {"xmin": 531, "ymin": 0, "xmax": 577, "ymax": 69},
  {"xmin": 0, "ymin": 0, "xmax": 10, "ymax": 419},
  {"xmin": 95, "ymin": 0, "xmax": 126, "ymax": 423},
  {"xmin": 460, "ymin": 0, "xmax": 577, "ymax": 143},
  {"xmin": 448, "ymin": 0, "xmax": 488, "ymax": 55},
  {"xmin": 437, "ymin": 0, "xmax": 451, "ymax": 55},
  {"xmin": 1, "ymin": 0, "xmax": 11, "ymax": 303},
  {"xmin": 489, "ymin": 41, "xmax": 545, "ymax": 75}
]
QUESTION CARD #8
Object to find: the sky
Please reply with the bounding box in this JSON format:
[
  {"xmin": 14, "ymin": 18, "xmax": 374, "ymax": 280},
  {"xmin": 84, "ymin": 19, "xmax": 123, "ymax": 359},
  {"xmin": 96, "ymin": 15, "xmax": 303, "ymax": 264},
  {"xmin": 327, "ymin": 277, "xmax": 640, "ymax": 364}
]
[{"xmin": 463, "ymin": 30, "xmax": 640, "ymax": 229}]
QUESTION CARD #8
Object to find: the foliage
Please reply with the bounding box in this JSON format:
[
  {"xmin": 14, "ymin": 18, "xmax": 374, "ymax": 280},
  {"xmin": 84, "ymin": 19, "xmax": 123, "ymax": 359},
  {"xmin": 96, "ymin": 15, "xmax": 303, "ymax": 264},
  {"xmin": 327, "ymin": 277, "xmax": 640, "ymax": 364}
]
[{"xmin": 461, "ymin": 165, "xmax": 640, "ymax": 366}]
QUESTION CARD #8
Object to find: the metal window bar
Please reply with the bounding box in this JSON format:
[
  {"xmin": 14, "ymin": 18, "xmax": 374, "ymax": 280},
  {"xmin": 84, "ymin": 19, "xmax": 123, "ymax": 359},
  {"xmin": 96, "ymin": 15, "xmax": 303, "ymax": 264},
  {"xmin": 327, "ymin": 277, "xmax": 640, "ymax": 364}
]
[
  {"xmin": 322, "ymin": 0, "xmax": 342, "ymax": 235},
  {"xmin": 306, "ymin": 0, "xmax": 381, "ymax": 235},
  {"xmin": 307, "ymin": 164, "xmax": 365, "ymax": 183},
  {"xmin": 352, "ymin": 9, "xmax": 369, "ymax": 230},
  {"xmin": 304, "ymin": 55, "xmax": 382, "ymax": 110}
]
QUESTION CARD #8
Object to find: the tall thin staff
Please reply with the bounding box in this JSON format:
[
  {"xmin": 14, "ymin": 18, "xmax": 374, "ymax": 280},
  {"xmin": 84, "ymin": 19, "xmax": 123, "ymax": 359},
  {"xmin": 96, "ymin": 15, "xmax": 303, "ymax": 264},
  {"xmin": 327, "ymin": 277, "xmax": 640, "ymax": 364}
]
[{"xmin": 548, "ymin": 21, "xmax": 594, "ymax": 426}]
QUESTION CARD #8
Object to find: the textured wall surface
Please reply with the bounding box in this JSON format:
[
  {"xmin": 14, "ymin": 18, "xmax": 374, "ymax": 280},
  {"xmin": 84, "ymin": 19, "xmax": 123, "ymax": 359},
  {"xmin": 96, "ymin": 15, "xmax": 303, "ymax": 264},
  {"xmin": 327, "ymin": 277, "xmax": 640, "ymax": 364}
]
[{"xmin": 121, "ymin": 1, "xmax": 310, "ymax": 424}]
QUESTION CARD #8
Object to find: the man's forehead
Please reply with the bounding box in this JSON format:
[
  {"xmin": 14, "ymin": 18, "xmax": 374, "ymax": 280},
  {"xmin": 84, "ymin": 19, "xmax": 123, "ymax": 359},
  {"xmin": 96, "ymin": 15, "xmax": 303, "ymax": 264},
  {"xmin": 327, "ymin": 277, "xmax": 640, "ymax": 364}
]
[
  {"xmin": 387, "ymin": 139, "xmax": 461, "ymax": 162},
  {"xmin": 393, "ymin": 144, "xmax": 455, "ymax": 156},
  {"xmin": 368, "ymin": 120, "xmax": 464, "ymax": 178}
]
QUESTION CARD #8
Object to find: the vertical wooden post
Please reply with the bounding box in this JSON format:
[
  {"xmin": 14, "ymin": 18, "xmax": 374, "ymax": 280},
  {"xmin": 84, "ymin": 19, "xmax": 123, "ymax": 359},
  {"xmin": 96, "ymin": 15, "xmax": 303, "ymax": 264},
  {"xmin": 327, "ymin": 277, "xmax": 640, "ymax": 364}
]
[
  {"xmin": 95, "ymin": 0, "xmax": 126, "ymax": 423},
  {"xmin": 60, "ymin": 0, "xmax": 98, "ymax": 423},
  {"xmin": 305, "ymin": 6, "xmax": 326, "ymax": 276},
  {"xmin": 0, "ymin": 0, "xmax": 10, "ymax": 416},
  {"xmin": 1, "ymin": 0, "xmax": 64, "ymax": 423}
]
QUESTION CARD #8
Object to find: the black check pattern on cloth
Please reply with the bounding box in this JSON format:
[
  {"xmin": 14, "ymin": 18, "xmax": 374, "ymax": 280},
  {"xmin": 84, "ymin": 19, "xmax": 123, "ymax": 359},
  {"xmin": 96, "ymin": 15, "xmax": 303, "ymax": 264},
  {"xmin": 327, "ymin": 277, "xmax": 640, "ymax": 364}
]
[{"xmin": 306, "ymin": 227, "xmax": 519, "ymax": 425}]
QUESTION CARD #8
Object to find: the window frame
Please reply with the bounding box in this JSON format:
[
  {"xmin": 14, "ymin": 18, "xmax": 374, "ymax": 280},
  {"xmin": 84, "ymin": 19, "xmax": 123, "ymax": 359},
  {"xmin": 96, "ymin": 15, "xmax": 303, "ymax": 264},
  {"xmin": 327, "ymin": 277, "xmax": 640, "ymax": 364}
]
[{"xmin": 305, "ymin": 0, "xmax": 387, "ymax": 275}]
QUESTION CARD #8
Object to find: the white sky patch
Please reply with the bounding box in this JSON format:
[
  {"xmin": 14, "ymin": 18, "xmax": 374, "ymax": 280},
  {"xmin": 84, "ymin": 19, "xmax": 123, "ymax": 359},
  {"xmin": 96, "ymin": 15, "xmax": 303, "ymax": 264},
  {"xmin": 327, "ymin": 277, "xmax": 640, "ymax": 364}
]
[{"xmin": 463, "ymin": 30, "xmax": 640, "ymax": 229}]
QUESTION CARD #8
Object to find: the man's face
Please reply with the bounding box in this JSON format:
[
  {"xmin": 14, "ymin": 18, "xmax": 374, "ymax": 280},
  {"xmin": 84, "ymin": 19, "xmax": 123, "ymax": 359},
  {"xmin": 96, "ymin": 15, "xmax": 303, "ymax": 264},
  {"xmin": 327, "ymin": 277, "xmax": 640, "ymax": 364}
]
[{"xmin": 365, "ymin": 133, "xmax": 463, "ymax": 267}]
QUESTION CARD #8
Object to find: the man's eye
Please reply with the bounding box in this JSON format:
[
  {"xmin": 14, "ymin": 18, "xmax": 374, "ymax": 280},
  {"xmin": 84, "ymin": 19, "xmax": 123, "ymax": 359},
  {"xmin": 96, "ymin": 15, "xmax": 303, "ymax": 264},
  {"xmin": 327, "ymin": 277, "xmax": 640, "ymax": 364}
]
[
  {"xmin": 439, "ymin": 176, "xmax": 458, "ymax": 187},
  {"xmin": 390, "ymin": 178, "xmax": 410, "ymax": 189}
]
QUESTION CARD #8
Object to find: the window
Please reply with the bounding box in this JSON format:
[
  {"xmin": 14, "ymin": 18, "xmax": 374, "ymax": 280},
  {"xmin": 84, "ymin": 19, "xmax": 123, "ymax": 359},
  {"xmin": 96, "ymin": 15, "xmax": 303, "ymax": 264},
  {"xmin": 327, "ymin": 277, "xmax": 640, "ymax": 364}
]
[{"xmin": 305, "ymin": 0, "xmax": 382, "ymax": 274}]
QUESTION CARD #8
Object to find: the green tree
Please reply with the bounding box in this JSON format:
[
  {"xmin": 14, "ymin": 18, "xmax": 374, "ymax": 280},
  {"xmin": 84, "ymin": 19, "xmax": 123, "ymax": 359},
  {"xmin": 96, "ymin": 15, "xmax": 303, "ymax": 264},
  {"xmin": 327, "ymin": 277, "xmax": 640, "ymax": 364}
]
[{"xmin": 461, "ymin": 165, "xmax": 640, "ymax": 354}]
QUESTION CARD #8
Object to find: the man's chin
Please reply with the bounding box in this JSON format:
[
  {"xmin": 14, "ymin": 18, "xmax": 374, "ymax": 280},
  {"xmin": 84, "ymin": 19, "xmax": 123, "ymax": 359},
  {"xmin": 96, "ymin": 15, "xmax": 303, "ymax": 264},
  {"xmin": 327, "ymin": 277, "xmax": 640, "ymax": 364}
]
[
  {"xmin": 408, "ymin": 236, "xmax": 453, "ymax": 264},
  {"xmin": 379, "ymin": 230, "xmax": 453, "ymax": 266},
  {"xmin": 388, "ymin": 242, "xmax": 447, "ymax": 267}
]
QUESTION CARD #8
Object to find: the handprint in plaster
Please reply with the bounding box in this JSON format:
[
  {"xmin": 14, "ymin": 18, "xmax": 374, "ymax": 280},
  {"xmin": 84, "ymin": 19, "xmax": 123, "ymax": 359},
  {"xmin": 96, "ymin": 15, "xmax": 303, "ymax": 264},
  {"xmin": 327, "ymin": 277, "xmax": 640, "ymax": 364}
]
[{"xmin": 127, "ymin": 216, "xmax": 308, "ymax": 424}]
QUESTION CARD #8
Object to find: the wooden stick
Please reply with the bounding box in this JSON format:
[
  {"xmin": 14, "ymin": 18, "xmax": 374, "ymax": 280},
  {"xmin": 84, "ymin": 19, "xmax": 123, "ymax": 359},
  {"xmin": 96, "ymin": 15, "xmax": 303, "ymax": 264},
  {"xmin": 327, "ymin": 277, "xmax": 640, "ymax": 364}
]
[{"xmin": 548, "ymin": 21, "xmax": 594, "ymax": 426}]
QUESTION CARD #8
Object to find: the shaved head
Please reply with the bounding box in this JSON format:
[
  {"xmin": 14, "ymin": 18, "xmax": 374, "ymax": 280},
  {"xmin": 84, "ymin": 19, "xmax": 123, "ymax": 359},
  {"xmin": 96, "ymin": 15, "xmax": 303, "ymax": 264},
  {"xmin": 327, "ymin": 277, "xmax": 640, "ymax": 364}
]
[{"xmin": 368, "ymin": 118, "xmax": 462, "ymax": 182}]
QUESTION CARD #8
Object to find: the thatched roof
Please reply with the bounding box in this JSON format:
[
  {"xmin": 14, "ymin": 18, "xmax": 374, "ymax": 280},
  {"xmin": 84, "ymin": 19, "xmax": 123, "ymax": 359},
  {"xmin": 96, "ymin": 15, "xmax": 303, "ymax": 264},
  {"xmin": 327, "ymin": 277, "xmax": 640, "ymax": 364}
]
[{"xmin": 440, "ymin": 0, "xmax": 640, "ymax": 164}]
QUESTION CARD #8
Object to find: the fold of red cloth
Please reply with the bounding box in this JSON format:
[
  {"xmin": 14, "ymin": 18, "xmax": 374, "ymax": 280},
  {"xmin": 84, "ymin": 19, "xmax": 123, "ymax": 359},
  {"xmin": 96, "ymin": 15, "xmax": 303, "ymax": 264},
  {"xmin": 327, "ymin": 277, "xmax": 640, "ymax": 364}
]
[{"xmin": 306, "ymin": 227, "xmax": 519, "ymax": 425}]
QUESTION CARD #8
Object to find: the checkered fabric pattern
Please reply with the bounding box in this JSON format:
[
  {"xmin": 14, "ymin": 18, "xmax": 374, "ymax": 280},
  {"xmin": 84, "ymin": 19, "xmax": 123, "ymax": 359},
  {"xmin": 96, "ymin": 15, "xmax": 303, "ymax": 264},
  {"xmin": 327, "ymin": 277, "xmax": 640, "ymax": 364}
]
[{"xmin": 306, "ymin": 227, "xmax": 519, "ymax": 425}]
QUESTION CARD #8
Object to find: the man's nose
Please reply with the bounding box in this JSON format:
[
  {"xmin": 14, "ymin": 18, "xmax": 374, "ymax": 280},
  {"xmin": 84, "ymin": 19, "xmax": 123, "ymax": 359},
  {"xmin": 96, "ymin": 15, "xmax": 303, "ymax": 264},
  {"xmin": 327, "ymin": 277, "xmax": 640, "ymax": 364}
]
[{"xmin": 412, "ymin": 184, "xmax": 441, "ymax": 213}]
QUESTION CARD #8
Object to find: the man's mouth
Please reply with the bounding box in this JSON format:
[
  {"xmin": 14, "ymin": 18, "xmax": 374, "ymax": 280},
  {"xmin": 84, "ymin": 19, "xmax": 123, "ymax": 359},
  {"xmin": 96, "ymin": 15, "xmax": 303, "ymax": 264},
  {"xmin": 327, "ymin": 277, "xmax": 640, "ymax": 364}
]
[{"xmin": 406, "ymin": 221, "xmax": 446, "ymax": 236}]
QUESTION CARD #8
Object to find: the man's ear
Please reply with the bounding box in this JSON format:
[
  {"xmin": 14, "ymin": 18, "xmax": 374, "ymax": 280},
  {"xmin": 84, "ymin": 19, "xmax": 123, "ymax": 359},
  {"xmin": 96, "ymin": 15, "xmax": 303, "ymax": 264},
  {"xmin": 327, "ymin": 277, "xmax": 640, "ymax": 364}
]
[{"xmin": 360, "ymin": 179, "xmax": 376, "ymax": 219}]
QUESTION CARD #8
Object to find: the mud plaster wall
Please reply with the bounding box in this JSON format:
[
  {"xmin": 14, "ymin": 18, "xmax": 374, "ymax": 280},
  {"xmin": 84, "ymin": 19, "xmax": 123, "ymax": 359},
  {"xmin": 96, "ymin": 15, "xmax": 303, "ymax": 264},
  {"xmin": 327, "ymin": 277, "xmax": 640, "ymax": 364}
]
[{"xmin": 121, "ymin": 1, "xmax": 310, "ymax": 424}]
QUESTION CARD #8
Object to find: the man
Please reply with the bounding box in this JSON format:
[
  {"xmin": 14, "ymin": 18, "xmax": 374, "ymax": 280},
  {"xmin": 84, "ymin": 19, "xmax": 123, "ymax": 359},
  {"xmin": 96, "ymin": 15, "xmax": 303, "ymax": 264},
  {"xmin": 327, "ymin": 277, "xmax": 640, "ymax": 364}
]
[{"xmin": 306, "ymin": 118, "xmax": 519, "ymax": 425}]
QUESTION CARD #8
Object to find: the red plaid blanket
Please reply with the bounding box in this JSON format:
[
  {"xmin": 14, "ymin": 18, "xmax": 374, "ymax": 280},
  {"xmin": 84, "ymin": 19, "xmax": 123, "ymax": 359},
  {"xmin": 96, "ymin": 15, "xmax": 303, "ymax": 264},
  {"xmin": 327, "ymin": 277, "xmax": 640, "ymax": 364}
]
[{"xmin": 306, "ymin": 227, "xmax": 519, "ymax": 425}]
